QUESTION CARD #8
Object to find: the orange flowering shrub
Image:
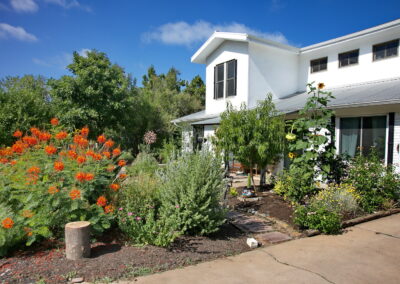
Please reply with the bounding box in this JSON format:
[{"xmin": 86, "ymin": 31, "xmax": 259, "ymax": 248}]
[{"xmin": 0, "ymin": 120, "xmax": 128, "ymax": 256}]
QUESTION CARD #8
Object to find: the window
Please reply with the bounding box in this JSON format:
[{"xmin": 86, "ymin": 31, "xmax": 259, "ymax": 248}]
[
  {"xmin": 339, "ymin": 49, "xmax": 359, "ymax": 67},
  {"xmin": 340, "ymin": 116, "xmax": 386, "ymax": 159},
  {"xmin": 214, "ymin": 59, "xmax": 237, "ymax": 99},
  {"xmin": 310, "ymin": 57, "xmax": 328, "ymax": 73},
  {"xmin": 373, "ymin": 39, "xmax": 399, "ymax": 61}
]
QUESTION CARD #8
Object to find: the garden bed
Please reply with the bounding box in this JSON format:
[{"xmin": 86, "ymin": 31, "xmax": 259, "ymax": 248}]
[{"xmin": 0, "ymin": 224, "xmax": 250, "ymax": 283}]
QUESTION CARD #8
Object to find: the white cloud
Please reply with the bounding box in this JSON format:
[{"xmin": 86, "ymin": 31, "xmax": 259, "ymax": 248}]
[
  {"xmin": 43, "ymin": 0, "xmax": 91, "ymax": 12},
  {"xmin": 10, "ymin": 0, "xmax": 38, "ymax": 13},
  {"xmin": 142, "ymin": 20, "xmax": 288, "ymax": 46},
  {"xmin": 78, "ymin": 48, "xmax": 90, "ymax": 57},
  {"xmin": 33, "ymin": 52, "xmax": 72, "ymax": 69},
  {"xmin": 0, "ymin": 23, "xmax": 38, "ymax": 42}
]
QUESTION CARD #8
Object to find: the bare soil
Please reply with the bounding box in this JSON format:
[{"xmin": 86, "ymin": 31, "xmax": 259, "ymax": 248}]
[{"xmin": 0, "ymin": 224, "xmax": 250, "ymax": 283}]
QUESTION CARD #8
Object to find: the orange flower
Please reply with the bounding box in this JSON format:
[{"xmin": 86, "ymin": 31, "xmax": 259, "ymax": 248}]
[
  {"xmin": 86, "ymin": 150, "xmax": 95, "ymax": 157},
  {"xmin": 80, "ymin": 127, "xmax": 89, "ymax": 137},
  {"xmin": 102, "ymin": 151, "xmax": 111, "ymax": 159},
  {"xmin": 2, "ymin": 218, "xmax": 14, "ymax": 229},
  {"xmin": 75, "ymin": 172, "xmax": 86, "ymax": 182},
  {"xmin": 54, "ymin": 161, "xmax": 64, "ymax": 171},
  {"xmin": 12, "ymin": 142, "xmax": 25, "ymax": 154},
  {"xmin": 45, "ymin": 145, "xmax": 57, "ymax": 155},
  {"xmin": 93, "ymin": 154, "xmax": 102, "ymax": 161},
  {"xmin": 0, "ymin": 158, "xmax": 8, "ymax": 164},
  {"xmin": 107, "ymin": 165, "xmax": 115, "ymax": 172},
  {"xmin": 69, "ymin": 189, "xmax": 81, "ymax": 200},
  {"xmin": 13, "ymin": 130, "xmax": 23, "ymax": 138},
  {"xmin": 118, "ymin": 160, "xmax": 126, "ymax": 167},
  {"xmin": 27, "ymin": 166, "xmax": 40, "ymax": 175},
  {"xmin": 39, "ymin": 132, "xmax": 52, "ymax": 141},
  {"xmin": 51, "ymin": 118, "xmax": 59, "ymax": 126},
  {"xmin": 22, "ymin": 210, "xmax": 34, "ymax": 218},
  {"xmin": 23, "ymin": 227, "xmax": 33, "ymax": 237},
  {"xmin": 30, "ymin": 127, "xmax": 41, "ymax": 137},
  {"xmin": 104, "ymin": 139, "xmax": 114, "ymax": 148},
  {"xmin": 96, "ymin": 196, "xmax": 107, "ymax": 207},
  {"xmin": 10, "ymin": 160, "xmax": 17, "ymax": 166},
  {"xmin": 84, "ymin": 173, "xmax": 94, "ymax": 181},
  {"xmin": 97, "ymin": 135, "xmax": 106, "ymax": 144},
  {"xmin": 69, "ymin": 144, "xmax": 77, "ymax": 150},
  {"xmin": 119, "ymin": 173, "xmax": 127, "ymax": 179},
  {"xmin": 104, "ymin": 205, "xmax": 115, "ymax": 214},
  {"xmin": 55, "ymin": 131, "xmax": 68, "ymax": 140},
  {"xmin": 112, "ymin": 148, "xmax": 121, "ymax": 157},
  {"xmin": 23, "ymin": 136, "xmax": 38, "ymax": 146},
  {"xmin": 110, "ymin": 183, "xmax": 120, "ymax": 192},
  {"xmin": 48, "ymin": 186, "xmax": 60, "ymax": 194},
  {"xmin": 76, "ymin": 156, "xmax": 86, "ymax": 164},
  {"xmin": 59, "ymin": 151, "xmax": 67, "ymax": 157},
  {"xmin": 68, "ymin": 150, "xmax": 78, "ymax": 159}
]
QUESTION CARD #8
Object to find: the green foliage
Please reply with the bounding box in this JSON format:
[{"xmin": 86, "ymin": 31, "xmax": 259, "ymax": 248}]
[
  {"xmin": 128, "ymin": 152, "xmax": 159, "ymax": 177},
  {"xmin": 0, "ymin": 75, "xmax": 53, "ymax": 146},
  {"xmin": 158, "ymin": 139, "xmax": 179, "ymax": 163},
  {"xmin": 294, "ymin": 204, "xmax": 341, "ymax": 234},
  {"xmin": 213, "ymin": 94, "xmax": 286, "ymax": 186},
  {"xmin": 159, "ymin": 150, "xmax": 226, "ymax": 235},
  {"xmin": 286, "ymin": 83, "xmax": 336, "ymax": 183},
  {"xmin": 229, "ymin": 187, "xmax": 238, "ymax": 197},
  {"xmin": 345, "ymin": 149, "xmax": 400, "ymax": 212}
]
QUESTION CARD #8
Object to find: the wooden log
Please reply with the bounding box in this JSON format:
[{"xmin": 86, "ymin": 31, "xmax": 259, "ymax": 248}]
[{"xmin": 65, "ymin": 221, "xmax": 91, "ymax": 260}]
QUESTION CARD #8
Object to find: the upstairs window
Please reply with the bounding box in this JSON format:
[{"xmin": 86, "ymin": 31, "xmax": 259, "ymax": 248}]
[
  {"xmin": 373, "ymin": 39, "xmax": 399, "ymax": 61},
  {"xmin": 214, "ymin": 59, "xmax": 237, "ymax": 99},
  {"xmin": 310, "ymin": 57, "xmax": 328, "ymax": 73},
  {"xmin": 339, "ymin": 49, "xmax": 359, "ymax": 67}
]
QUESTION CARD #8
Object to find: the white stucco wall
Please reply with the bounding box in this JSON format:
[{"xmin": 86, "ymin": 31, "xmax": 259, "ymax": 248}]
[
  {"xmin": 203, "ymin": 125, "xmax": 216, "ymax": 151},
  {"xmin": 394, "ymin": 112, "xmax": 400, "ymax": 173},
  {"xmin": 248, "ymin": 42, "xmax": 299, "ymax": 107},
  {"xmin": 181, "ymin": 126, "xmax": 193, "ymax": 152},
  {"xmin": 298, "ymin": 28, "xmax": 400, "ymax": 91},
  {"xmin": 205, "ymin": 41, "xmax": 249, "ymax": 114}
]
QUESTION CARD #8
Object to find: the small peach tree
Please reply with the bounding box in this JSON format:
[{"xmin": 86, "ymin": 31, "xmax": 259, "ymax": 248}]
[{"xmin": 0, "ymin": 118, "xmax": 127, "ymax": 256}]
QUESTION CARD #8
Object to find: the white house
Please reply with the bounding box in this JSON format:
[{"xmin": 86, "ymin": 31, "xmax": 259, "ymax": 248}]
[{"xmin": 172, "ymin": 19, "xmax": 400, "ymax": 172}]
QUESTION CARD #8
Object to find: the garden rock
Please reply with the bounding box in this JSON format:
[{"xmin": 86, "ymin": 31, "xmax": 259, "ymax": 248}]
[
  {"xmin": 257, "ymin": 231, "xmax": 292, "ymax": 244},
  {"xmin": 246, "ymin": 238, "xmax": 258, "ymax": 249},
  {"xmin": 71, "ymin": 278, "xmax": 84, "ymax": 283}
]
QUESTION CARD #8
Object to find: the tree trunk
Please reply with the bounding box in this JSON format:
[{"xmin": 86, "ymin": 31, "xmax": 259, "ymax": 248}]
[
  {"xmin": 65, "ymin": 221, "xmax": 91, "ymax": 260},
  {"xmin": 260, "ymin": 168, "xmax": 266, "ymax": 188}
]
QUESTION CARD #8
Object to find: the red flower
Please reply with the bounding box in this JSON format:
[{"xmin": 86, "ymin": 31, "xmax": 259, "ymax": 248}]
[
  {"xmin": 45, "ymin": 145, "xmax": 57, "ymax": 155},
  {"xmin": 69, "ymin": 189, "xmax": 81, "ymax": 200},
  {"xmin": 86, "ymin": 150, "xmax": 95, "ymax": 157},
  {"xmin": 80, "ymin": 127, "xmax": 89, "ymax": 137},
  {"xmin": 2, "ymin": 217, "xmax": 14, "ymax": 229},
  {"xmin": 55, "ymin": 131, "xmax": 68, "ymax": 140},
  {"xmin": 97, "ymin": 135, "xmax": 106, "ymax": 144},
  {"xmin": 104, "ymin": 139, "xmax": 114, "ymax": 148},
  {"xmin": 50, "ymin": 118, "xmax": 59, "ymax": 126},
  {"xmin": 76, "ymin": 156, "xmax": 86, "ymax": 164},
  {"xmin": 13, "ymin": 130, "xmax": 23, "ymax": 138},
  {"xmin": 27, "ymin": 166, "xmax": 40, "ymax": 175},
  {"xmin": 23, "ymin": 136, "xmax": 38, "ymax": 146},
  {"xmin": 84, "ymin": 173, "xmax": 94, "ymax": 181},
  {"xmin": 110, "ymin": 183, "xmax": 120, "ymax": 192},
  {"xmin": 112, "ymin": 148, "xmax": 121, "ymax": 157},
  {"xmin": 68, "ymin": 150, "xmax": 78, "ymax": 159},
  {"xmin": 54, "ymin": 161, "xmax": 64, "ymax": 171},
  {"xmin": 96, "ymin": 196, "xmax": 107, "ymax": 207},
  {"xmin": 39, "ymin": 132, "xmax": 51, "ymax": 141},
  {"xmin": 30, "ymin": 127, "xmax": 41, "ymax": 137},
  {"xmin": 104, "ymin": 205, "xmax": 115, "ymax": 214},
  {"xmin": 0, "ymin": 158, "xmax": 8, "ymax": 164},
  {"xmin": 12, "ymin": 143, "xmax": 24, "ymax": 154},
  {"xmin": 93, "ymin": 154, "xmax": 102, "ymax": 161},
  {"xmin": 48, "ymin": 186, "xmax": 59, "ymax": 194},
  {"xmin": 75, "ymin": 172, "xmax": 86, "ymax": 182},
  {"xmin": 118, "ymin": 160, "xmax": 126, "ymax": 167}
]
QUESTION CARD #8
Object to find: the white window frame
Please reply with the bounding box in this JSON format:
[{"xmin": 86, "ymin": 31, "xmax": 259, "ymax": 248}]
[{"xmin": 214, "ymin": 59, "xmax": 237, "ymax": 100}]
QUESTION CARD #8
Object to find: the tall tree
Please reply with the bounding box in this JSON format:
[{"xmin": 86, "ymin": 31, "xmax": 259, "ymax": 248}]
[{"xmin": 213, "ymin": 94, "xmax": 286, "ymax": 186}]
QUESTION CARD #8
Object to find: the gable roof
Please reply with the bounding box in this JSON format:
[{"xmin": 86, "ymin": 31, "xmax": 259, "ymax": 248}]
[{"xmin": 191, "ymin": 19, "xmax": 400, "ymax": 64}]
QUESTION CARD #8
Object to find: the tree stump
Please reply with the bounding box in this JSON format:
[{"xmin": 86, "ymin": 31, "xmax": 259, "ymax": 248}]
[{"xmin": 65, "ymin": 221, "xmax": 91, "ymax": 260}]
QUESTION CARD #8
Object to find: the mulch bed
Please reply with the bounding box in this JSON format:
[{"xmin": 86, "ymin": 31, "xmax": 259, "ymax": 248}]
[
  {"xmin": 227, "ymin": 188, "xmax": 295, "ymax": 226},
  {"xmin": 0, "ymin": 224, "xmax": 250, "ymax": 283}
]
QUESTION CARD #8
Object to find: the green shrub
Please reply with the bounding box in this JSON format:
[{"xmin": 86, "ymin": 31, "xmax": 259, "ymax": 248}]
[
  {"xmin": 158, "ymin": 139, "xmax": 179, "ymax": 163},
  {"xmin": 274, "ymin": 167, "xmax": 317, "ymax": 203},
  {"xmin": 159, "ymin": 150, "xmax": 226, "ymax": 235},
  {"xmin": 345, "ymin": 150, "xmax": 400, "ymax": 212},
  {"xmin": 294, "ymin": 204, "xmax": 341, "ymax": 234},
  {"xmin": 128, "ymin": 152, "xmax": 159, "ymax": 177}
]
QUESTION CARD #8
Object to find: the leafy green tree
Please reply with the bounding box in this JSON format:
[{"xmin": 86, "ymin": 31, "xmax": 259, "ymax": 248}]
[
  {"xmin": 0, "ymin": 75, "xmax": 53, "ymax": 146},
  {"xmin": 213, "ymin": 94, "xmax": 286, "ymax": 186},
  {"xmin": 184, "ymin": 75, "xmax": 205, "ymax": 106}
]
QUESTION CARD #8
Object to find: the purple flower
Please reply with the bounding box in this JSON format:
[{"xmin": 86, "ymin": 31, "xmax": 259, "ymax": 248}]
[{"xmin": 128, "ymin": 212, "xmax": 133, "ymax": 216}]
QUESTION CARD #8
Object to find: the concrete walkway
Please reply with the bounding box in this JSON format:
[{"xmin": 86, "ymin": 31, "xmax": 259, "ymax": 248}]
[{"xmin": 131, "ymin": 213, "xmax": 400, "ymax": 284}]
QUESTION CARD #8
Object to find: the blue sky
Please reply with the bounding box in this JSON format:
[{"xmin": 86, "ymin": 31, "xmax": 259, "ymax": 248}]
[{"xmin": 1, "ymin": 0, "xmax": 399, "ymax": 84}]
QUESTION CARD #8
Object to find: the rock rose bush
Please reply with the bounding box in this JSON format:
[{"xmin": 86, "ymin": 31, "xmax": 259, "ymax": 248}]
[{"xmin": 0, "ymin": 119, "xmax": 127, "ymax": 256}]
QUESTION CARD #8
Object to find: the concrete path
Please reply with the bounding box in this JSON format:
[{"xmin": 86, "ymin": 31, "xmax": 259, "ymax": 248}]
[{"xmin": 129, "ymin": 213, "xmax": 400, "ymax": 284}]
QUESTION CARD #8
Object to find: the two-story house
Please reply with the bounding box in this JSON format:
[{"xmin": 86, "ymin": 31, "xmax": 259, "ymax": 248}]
[{"xmin": 172, "ymin": 19, "xmax": 400, "ymax": 173}]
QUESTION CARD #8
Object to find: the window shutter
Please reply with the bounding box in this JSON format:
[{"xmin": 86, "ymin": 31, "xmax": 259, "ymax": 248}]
[
  {"xmin": 387, "ymin": 112, "xmax": 395, "ymax": 165},
  {"xmin": 214, "ymin": 65, "xmax": 217, "ymax": 99},
  {"xmin": 234, "ymin": 59, "xmax": 237, "ymax": 96}
]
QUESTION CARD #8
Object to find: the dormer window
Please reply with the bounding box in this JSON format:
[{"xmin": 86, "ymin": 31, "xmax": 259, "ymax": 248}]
[
  {"xmin": 339, "ymin": 49, "xmax": 359, "ymax": 67},
  {"xmin": 214, "ymin": 59, "xmax": 237, "ymax": 99},
  {"xmin": 373, "ymin": 39, "xmax": 399, "ymax": 61},
  {"xmin": 310, "ymin": 57, "xmax": 328, "ymax": 73}
]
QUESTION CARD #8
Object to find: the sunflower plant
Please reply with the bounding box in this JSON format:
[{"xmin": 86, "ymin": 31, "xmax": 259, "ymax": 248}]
[{"xmin": 0, "ymin": 118, "xmax": 127, "ymax": 256}]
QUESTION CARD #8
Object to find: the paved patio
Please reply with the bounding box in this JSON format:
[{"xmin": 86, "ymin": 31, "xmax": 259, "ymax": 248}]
[{"xmin": 129, "ymin": 213, "xmax": 400, "ymax": 284}]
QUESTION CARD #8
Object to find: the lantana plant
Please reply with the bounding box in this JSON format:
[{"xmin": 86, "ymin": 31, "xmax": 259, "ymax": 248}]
[{"xmin": 0, "ymin": 118, "xmax": 127, "ymax": 256}]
